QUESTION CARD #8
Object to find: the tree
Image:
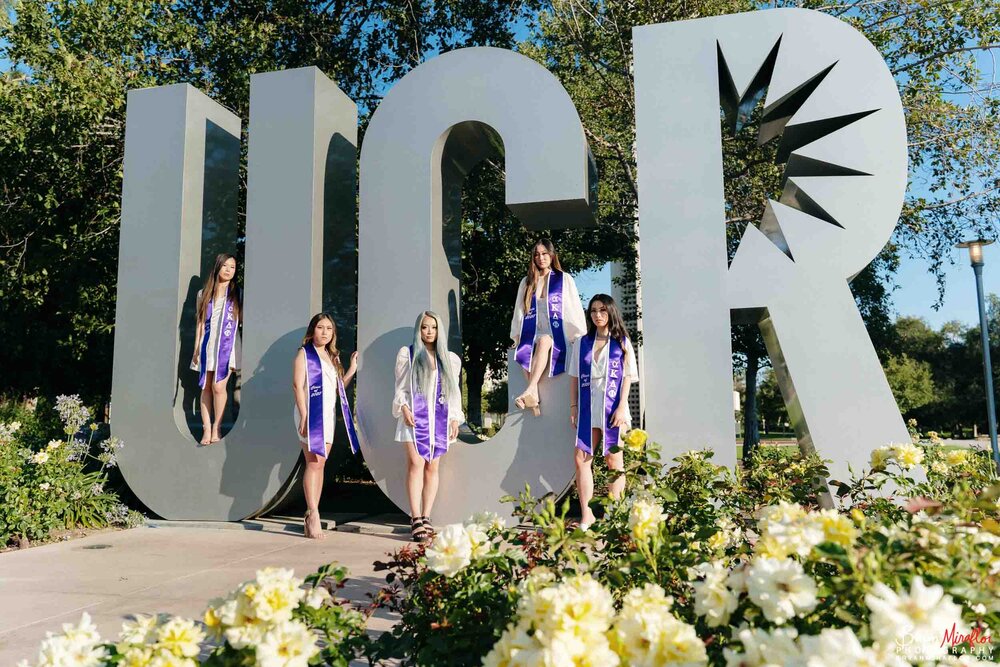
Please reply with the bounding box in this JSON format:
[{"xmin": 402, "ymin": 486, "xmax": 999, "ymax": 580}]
[{"xmin": 884, "ymin": 353, "xmax": 936, "ymax": 415}]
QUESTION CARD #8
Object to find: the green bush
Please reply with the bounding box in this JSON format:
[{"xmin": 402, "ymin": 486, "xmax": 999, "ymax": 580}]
[{"xmin": 0, "ymin": 394, "xmax": 143, "ymax": 547}]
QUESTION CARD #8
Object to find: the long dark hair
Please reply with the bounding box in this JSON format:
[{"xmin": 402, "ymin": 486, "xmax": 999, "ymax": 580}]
[
  {"xmin": 196, "ymin": 253, "xmax": 241, "ymax": 327},
  {"xmin": 302, "ymin": 313, "xmax": 344, "ymax": 378},
  {"xmin": 586, "ymin": 294, "xmax": 629, "ymax": 345},
  {"xmin": 523, "ymin": 239, "xmax": 563, "ymax": 312}
]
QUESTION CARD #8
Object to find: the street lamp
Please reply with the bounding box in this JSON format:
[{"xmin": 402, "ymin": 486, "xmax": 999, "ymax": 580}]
[{"xmin": 956, "ymin": 238, "xmax": 1000, "ymax": 472}]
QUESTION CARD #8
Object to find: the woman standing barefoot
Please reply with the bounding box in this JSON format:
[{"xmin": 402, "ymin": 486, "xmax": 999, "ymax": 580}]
[
  {"xmin": 569, "ymin": 294, "xmax": 638, "ymax": 530},
  {"xmin": 292, "ymin": 313, "xmax": 359, "ymax": 539},
  {"xmin": 190, "ymin": 253, "xmax": 241, "ymax": 445}
]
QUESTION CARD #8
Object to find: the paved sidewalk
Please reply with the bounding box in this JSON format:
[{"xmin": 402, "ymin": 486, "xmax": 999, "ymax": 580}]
[{"xmin": 0, "ymin": 520, "xmax": 407, "ymax": 665}]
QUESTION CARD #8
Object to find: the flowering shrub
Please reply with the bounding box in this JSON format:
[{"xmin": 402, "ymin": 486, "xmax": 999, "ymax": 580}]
[
  {"xmin": 373, "ymin": 431, "xmax": 1000, "ymax": 666},
  {"xmin": 0, "ymin": 394, "xmax": 141, "ymax": 547},
  {"xmin": 18, "ymin": 563, "xmax": 369, "ymax": 667}
]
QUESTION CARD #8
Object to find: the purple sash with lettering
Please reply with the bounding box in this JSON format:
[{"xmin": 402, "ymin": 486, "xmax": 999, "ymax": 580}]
[
  {"xmin": 515, "ymin": 270, "xmax": 568, "ymax": 377},
  {"xmin": 410, "ymin": 346, "xmax": 449, "ymax": 462},
  {"xmin": 303, "ymin": 346, "xmax": 360, "ymax": 457},
  {"xmin": 198, "ymin": 285, "xmax": 237, "ymax": 388},
  {"xmin": 576, "ymin": 333, "xmax": 627, "ymax": 455},
  {"xmin": 303, "ymin": 345, "xmax": 327, "ymax": 457}
]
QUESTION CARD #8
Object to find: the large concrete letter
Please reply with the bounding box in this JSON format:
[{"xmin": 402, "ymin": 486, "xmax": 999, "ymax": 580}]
[
  {"xmin": 634, "ymin": 9, "xmax": 909, "ymax": 482},
  {"xmin": 357, "ymin": 47, "xmax": 597, "ymax": 525},
  {"xmin": 112, "ymin": 69, "xmax": 357, "ymax": 519}
]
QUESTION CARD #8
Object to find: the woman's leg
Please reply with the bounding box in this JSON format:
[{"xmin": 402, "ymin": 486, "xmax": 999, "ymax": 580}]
[
  {"xmin": 198, "ymin": 372, "xmax": 214, "ymax": 444},
  {"xmin": 210, "ymin": 376, "xmax": 228, "ymax": 441},
  {"xmin": 575, "ymin": 445, "xmax": 597, "ymax": 526},
  {"xmin": 405, "ymin": 442, "xmax": 424, "ymax": 518},
  {"xmin": 300, "ymin": 443, "xmax": 329, "ymax": 538},
  {"xmin": 605, "ymin": 449, "xmax": 625, "ymax": 499},
  {"xmin": 516, "ymin": 335, "xmax": 553, "ymax": 408},
  {"xmin": 421, "ymin": 456, "xmax": 441, "ymax": 520}
]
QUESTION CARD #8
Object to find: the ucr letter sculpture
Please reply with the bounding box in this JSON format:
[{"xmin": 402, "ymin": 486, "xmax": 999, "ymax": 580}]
[{"xmin": 634, "ymin": 8, "xmax": 910, "ymax": 484}]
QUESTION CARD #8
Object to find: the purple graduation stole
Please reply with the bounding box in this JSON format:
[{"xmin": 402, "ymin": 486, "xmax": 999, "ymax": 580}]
[
  {"xmin": 198, "ymin": 285, "xmax": 237, "ymax": 388},
  {"xmin": 409, "ymin": 346, "xmax": 449, "ymax": 462},
  {"xmin": 303, "ymin": 345, "xmax": 360, "ymax": 457},
  {"xmin": 576, "ymin": 333, "xmax": 627, "ymax": 455},
  {"xmin": 514, "ymin": 270, "xmax": 568, "ymax": 377}
]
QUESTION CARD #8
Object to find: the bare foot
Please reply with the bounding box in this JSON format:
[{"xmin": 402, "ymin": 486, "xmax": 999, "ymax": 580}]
[
  {"xmin": 200, "ymin": 427, "xmax": 212, "ymax": 446},
  {"xmin": 210, "ymin": 426, "xmax": 222, "ymax": 444},
  {"xmin": 308, "ymin": 512, "xmax": 325, "ymax": 540}
]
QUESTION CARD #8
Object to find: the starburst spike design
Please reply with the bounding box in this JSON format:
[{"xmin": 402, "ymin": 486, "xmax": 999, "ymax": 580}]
[{"xmin": 718, "ymin": 34, "xmax": 879, "ymax": 261}]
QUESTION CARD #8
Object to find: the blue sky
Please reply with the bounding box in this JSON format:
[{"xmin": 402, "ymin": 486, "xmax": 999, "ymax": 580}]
[{"xmin": 575, "ymin": 250, "xmax": 1000, "ymax": 330}]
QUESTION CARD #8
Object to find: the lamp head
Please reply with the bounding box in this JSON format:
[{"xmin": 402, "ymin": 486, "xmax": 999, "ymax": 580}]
[{"xmin": 957, "ymin": 239, "xmax": 995, "ymax": 266}]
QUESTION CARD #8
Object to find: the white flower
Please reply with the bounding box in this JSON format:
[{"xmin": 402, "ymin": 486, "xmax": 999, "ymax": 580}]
[
  {"xmin": 425, "ymin": 523, "xmax": 473, "ymax": 577},
  {"xmin": 611, "ymin": 583, "xmax": 706, "ymax": 666},
  {"xmin": 797, "ymin": 628, "xmax": 885, "ymax": 667},
  {"xmin": 255, "ymin": 620, "xmax": 319, "ymax": 667},
  {"xmin": 755, "ymin": 502, "xmax": 825, "ymax": 559},
  {"xmin": 465, "ymin": 523, "xmax": 491, "ymax": 559},
  {"xmin": 865, "ymin": 576, "xmax": 963, "ymax": 661},
  {"xmin": 302, "ymin": 586, "xmax": 331, "ymax": 609},
  {"xmin": 746, "ymin": 557, "xmax": 818, "ymax": 624},
  {"xmin": 723, "ymin": 627, "xmax": 800, "ymax": 667},
  {"xmin": 870, "ymin": 445, "xmax": 894, "ymax": 470},
  {"xmin": 46, "ymin": 439, "xmax": 62, "ymax": 450},
  {"xmin": 30, "ymin": 450, "xmax": 50, "ymax": 464},
  {"xmin": 118, "ymin": 614, "xmax": 160, "ymax": 645},
  {"xmin": 628, "ymin": 495, "xmax": 665, "ymax": 542},
  {"xmin": 38, "ymin": 482, "xmax": 51, "ymax": 491},
  {"xmin": 690, "ymin": 561, "xmax": 739, "ymax": 628},
  {"xmin": 892, "ymin": 442, "xmax": 925, "ymax": 469},
  {"xmin": 30, "ymin": 613, "xmax": 108, "ymax": 667},
  {"xmin": 155, "ymin": 617, "xmax": 204, "ymax": 658},
  {"xmin": 465, "ymin": 511, "xmax": 506, "ymax": 533}
]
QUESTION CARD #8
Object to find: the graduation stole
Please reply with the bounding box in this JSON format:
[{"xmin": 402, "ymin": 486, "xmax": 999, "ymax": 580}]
[
  {"xmin": 198, "ymin": 284, "xmax": 238, "ymax": 388},
  {"xmin": 303, "ymin": 345, "xmax": 360, "ymax": 457},
  {"xmin": 409, "ymin": 346, "xmax": 450, "ymax": 462},
  {"xmin": 514, "ymin": 270, "xmax": 568, "ymax": 377},
  {"xmin": 576, "ymin": 333, "xmax": 627, "ymax": 455}
]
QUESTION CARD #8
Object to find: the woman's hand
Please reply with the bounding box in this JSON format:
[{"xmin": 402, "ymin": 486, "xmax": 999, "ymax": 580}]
[
  {"xmin": 402, "ymin": 405, "xmax": 415, "ymax": 428},
  {"xmin": 298, "ymin": 415, "xmax": 308, "ymax": 437},
  {"xmin": 348, "ymin": 351, "xmax": 359, "ymax": 373},
  {"xmin": 449, "ymin": 420, "xmax": 459, "ymax": 440},
  {"xmin": 611, "ymin": 405, "xmax": 629, "ymax": 429}
]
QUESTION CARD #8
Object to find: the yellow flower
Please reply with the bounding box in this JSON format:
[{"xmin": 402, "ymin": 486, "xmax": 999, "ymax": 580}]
[
  {"xmin": 930, "ymin": 460, "xmax": 949, "ymax": 475},
  {"xmin": 155, "ymin": 617, "xmax": 204, "ymax": 658},
  {"xmin": 945, "ymin": 449, "xmax": 968, "ymax": 466},
  {"xmin": 46, "ymin": 439, "xmax": 62, "ymax": 450},
  {"xmin": 817, "ymin": 509, "xmax": 858, "ymax": 548},
  {"xmin": 628, "ymin": 496, "xmax": 665, "ymax": 543},
  {"xmin": 926, "ymin": 430, "xmax": 941, "ymax": 443},
  {"xmin": 622, "ymin": 428, "xmax": 648, "ymax": 452},
  {"xmin": 893, "ymin": 442, "xmax": 925, "ymax": 469},
  {"xmin": 870, "ymin": 446, "xmax": 894, "ymax": 470}
]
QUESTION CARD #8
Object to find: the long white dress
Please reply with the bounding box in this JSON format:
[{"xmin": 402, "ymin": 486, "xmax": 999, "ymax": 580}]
[
  {"xmin": 293, "ymin": 346, "xmax": 340, "ymax": 447},
  {"xmin": 392, "ymin": 347, "xmax": 465, "ymax": 443},
  {"xmin": 568, "ymin": 337, "xmax": 639, "ymax": 431},
  {"xmin": 190, "ymin": 288, "xmax": 240, "ymax": 374},
  {"xmin": 509, "ymin": 272, "xmax": 587, "ymax": 347}
]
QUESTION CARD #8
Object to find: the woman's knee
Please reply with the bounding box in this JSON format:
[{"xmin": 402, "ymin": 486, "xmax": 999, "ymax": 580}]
[
  {"xmin": 211, "ymin": 382, "xmax": 227, "ymax": 398},
  {"xmin": 574, "ymin": 449, "xmax": 592, "ymax": 469},
  {"xmin": 605, "ymin": 453, "xmax": 624, "ymax": 471}
]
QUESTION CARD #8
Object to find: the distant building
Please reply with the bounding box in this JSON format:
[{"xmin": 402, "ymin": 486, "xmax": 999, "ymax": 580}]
[{"xmin": 611, "ymin": 251, "xmax": 644, "ymax": 428}]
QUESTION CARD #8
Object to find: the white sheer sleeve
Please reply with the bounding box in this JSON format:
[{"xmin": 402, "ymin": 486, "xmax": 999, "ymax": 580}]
[
  {"xmin": 562, "ymin": 273, "xmax": 588, "ymax": 343},
  {"xmin": 509, "ymin": 277, "xmax": 528, "ymax": 345},
  {"xmin": 448, "ymin": 352, "xmax": 465, "ymax": 423},
  {"xmin": 568, "ymin": 338, "xmax": 581, "ymax": 378},
  {"xmin": 392, "ymin": 346, "xmax": 411, "ymax": 418},
  {"xmin": 624, "ymin": 338, "xmax": 639, "ymax": 381}
]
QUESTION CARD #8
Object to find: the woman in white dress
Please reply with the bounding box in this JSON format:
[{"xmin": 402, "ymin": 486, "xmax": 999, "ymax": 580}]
[
  {"xmin": 569, "ymin": 294, "xmax": 638, "ymax": 530},
  {"xmin": 509, "ymin": 239, "xmax": 587, "ymax": 415},
  {"xmin": 292, "ymin": 313, "xmax": 358, "ymax": 539},
  {"xmin": 190, "ymin": 253, "xmax": 242, "ymax": 445},
  {"xmin": 392, "ymin": 311, "xmax": 464, "ymax": 542}
]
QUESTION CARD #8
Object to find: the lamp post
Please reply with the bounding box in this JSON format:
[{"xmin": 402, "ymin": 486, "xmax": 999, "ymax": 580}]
[{"xmin": 957, "ymin": 238, "xmax": 1000, "ymax": 472}]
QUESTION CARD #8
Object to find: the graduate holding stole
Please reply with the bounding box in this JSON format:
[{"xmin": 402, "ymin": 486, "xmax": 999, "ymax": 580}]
[
  {"xmin": 392, "ymin": 311, "xmax": 464, "ymax": 542},
  {"xmin": 509, "ymin": 239, "xmax": 587, "ymax": 415},
  {"xmin": 292, "ymin": 313, "xmax": 359, "ymax": 539},
  {"xmin": 569, "ymin": 294, "xmax": 639, "ymax": 530},
  {"xmin": 190, "ymin": 253, "xmax": 242, "ymax": 445}
]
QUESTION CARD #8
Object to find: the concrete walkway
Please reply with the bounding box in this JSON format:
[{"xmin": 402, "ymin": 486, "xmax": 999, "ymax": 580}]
[{"xmin": 0, "ymin": 518, "xmax": 408, "ymax": 665}]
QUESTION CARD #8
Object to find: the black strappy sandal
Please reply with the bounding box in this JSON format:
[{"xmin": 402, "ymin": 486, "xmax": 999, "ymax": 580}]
[{"xmin": 411, "ymin": 516, "xmax": 429, "ymax": 543}]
